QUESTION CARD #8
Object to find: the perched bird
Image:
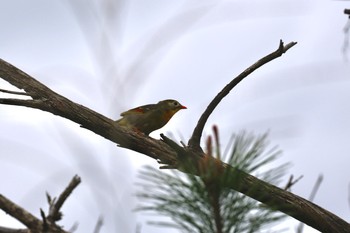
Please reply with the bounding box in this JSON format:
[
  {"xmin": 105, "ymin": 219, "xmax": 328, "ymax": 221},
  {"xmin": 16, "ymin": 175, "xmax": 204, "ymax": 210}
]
[{"xmin": 115, "ymin": 99, "xmax": 187, "ymax": 135}]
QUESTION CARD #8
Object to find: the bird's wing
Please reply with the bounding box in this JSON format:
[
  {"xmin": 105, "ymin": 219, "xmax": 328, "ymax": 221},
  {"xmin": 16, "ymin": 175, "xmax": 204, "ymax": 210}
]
[{"xmin": 120, "ymin": 104, "xmax": 155, "ymax": 116}]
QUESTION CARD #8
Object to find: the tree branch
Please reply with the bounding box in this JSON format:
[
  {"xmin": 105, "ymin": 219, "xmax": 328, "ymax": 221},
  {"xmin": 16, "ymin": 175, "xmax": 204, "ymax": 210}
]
[
  {"xmin": 0, "ymin": 88, "xmax": 30, "ymax": 96},
  {"xmin": 47, "ymin": 175, "xmax": 81, "ymax": 222},
  {"xmin": 188, "ymin": 40, "xmax": 297, "ymax": 150},
  {"xmin": 0, "ymin": 57, "xmax": 178, "ymax": 167},
  {"xmin": 0, "ymin": 194, "xmax": 42, "ymax": 231},
  {"xmin": 0, "ymin": 226, "xmax": 28, "ymax": 233},
  {"xmin": 0, "ymin": 176, "xmax": 81, "ymax": 233},
  {"xmin": 1, "ymin": 40, "xmax": 350, "ymax": 233},
  {"xmin": 345, "ymin": 9, "xmax": 350, "ymax": 16}
]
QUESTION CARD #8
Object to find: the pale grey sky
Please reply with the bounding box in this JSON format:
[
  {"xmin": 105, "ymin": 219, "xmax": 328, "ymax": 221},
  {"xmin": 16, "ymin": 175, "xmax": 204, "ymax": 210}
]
[{"xmin": 0, "ymin": 0, "xmax": 349, "ymax": 232}]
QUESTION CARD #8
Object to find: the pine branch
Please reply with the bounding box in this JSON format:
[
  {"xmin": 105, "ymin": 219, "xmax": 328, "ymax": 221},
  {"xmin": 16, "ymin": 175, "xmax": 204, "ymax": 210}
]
[
  {"xmin": 1, "ymin": 40, "xmax": 350, "ymax": 232},
  {"xmin": 138, "ymin": 132, "xmax": 287, "ymax": 232}
]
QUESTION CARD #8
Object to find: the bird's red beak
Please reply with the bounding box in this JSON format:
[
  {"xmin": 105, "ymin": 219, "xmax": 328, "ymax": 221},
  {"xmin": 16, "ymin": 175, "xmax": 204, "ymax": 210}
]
[{"xmin": 181, "ymin": 105, "xmax": 187, "ymax": 109}]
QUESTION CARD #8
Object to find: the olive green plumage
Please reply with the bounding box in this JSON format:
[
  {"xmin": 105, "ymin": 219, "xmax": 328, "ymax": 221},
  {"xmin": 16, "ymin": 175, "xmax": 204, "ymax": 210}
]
[{"xmin": 115, "ymin": 99, "xmax": 186, "ymax": 135}]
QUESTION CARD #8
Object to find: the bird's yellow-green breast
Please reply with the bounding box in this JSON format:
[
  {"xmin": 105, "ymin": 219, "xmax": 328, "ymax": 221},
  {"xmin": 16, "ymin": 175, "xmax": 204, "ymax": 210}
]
[{"xmin": 115, "ymin": 99, "xmax": 186, "ymax": 135}]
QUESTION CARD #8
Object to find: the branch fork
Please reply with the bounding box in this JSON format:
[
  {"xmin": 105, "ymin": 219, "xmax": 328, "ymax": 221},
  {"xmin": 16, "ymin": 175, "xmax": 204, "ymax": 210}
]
[{"xmin": 0, "ymin": 176, "xmax": 80, "ymax": 233}]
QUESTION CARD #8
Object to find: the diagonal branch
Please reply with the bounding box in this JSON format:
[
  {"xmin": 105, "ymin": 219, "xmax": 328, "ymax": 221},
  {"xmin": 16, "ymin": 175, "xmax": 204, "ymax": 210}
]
[
  {"xmin": 296, "ymin": 174, "xmax": 324, "ymax": 233},
  {"xmin": 0, "ymin": 176, "xmax": 81, "ymax": 233},
  {"xmin": 1, "ymin": 41, "xmax": 350, "ymax": 233},
  {"xmin": 0, "ymin": 58, "xmax": 178, "ymax": 167},
  {"xmin": 47, "ymin": 175, "xmax": 81, "ymax": 222},
  {"xmin": 0, "ymin": 88, "xmax": 30, "ymax": 96},
  {"xmin": 0, "ymin": 99, "xmax": 45, "ymax": 109},
  {"xmin": 0, "ymin": 226, "xmax": 29, "ymax": 233},
  {"xmin": 0, "ymin": 194, "xmax": 42, "ymax": 230},
  {"xmin": 188, "ymin": 40, "xmax": 297, "ymax": 150}
]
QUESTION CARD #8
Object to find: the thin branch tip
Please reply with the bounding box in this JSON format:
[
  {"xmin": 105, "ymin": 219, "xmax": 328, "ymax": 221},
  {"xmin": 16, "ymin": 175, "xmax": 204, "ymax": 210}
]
[
  {"xmin": 283, "ymin": 41, "xmax": 297, "ymax": 53},
  {"xmin": 188, "ymin": 40, "xmax": 298, "ymax": 149},
  {"xmin": 73, "ymin": 175, "xmax": 82, "ymax": 183},
  {"xmin": 0, "ymin": 88, "xmax": 30, "ymax": 96},
  {"xmin": 47, "ymin": 175, "xmax": 81, "ymax": 223}
]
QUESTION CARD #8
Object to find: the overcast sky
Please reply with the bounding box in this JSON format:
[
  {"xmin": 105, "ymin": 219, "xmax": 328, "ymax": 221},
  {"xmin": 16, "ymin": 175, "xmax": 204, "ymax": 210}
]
[{"xmin": 1, "ymin": 0, "xmax": 350, "ymax": 232}]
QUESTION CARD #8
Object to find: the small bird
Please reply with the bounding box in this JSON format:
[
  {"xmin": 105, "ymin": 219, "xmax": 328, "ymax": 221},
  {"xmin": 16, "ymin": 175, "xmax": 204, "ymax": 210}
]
[{"xmin": 115, "ymin": 99, "xmax": 187, "ymax": 135}]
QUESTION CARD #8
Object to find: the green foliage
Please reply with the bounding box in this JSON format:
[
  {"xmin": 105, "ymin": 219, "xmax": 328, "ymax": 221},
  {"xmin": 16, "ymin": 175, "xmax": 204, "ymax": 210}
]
[{"xmin": 136, "ymin": 131, "xmax": 289, "ymax": 233}]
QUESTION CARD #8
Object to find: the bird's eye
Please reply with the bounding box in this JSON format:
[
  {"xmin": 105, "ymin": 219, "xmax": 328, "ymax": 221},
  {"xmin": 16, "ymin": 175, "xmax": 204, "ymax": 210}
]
[{"xmin": 173, "ymin": 101, "xmax": 178, "ymax": 106}]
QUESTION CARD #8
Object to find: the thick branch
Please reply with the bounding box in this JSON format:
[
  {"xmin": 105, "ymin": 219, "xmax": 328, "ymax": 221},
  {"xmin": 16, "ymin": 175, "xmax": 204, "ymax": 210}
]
[
  {"xmin": 0, "ymin": 58, "xmax": 177, "ymax": 167},
  {"xmin": 223, "ymin": 166, "xmax": 348, "ymax": 233},
  {"xmin": 188, "ymin": 40, "xmax": 297, "ymax": 150},
  {"xmin": 162, "ymin": 137, "xmax": 350, "ymax": 233}
]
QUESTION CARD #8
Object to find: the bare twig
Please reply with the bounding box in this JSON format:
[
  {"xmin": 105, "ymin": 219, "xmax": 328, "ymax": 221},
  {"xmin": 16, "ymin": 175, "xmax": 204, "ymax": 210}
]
[
  {"xmin": 0, "ymin": 226, "xmax": 29, "ymax": 233},
  {"xmin": 188, "ymin": 40, "xmax": 297, "ymax": 150},
  {"xmin": 343, "ymin": 14, "xmax": 350, "ymax": 60},
  {"xmin": 40, "ymin": 209, "xmax": 48, "ymax": 231},
  {"xmin": 0, "ymin": 99, "xmax": 44, "ymax": 109},
  {"xmin": 0, "ymin": 88, "xmax": 30, "ymax": 96},
  {"xmin": 308, "ymin": 174, "xmax": 323, "ymax": 202},
  {"xmin": 68, "ymin": 222, "xmax": 79, "ymax": 232},
  {"xmin": 48, "ymin": 175, "xmax": 81, "ymax": 222},
  {"xmin": 93, "ymin": 216, "xmax": 104, "ymax": 233},
  {"xmin": 284, "ymin": 175, "xmax": 303, "ymax": 191}
]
